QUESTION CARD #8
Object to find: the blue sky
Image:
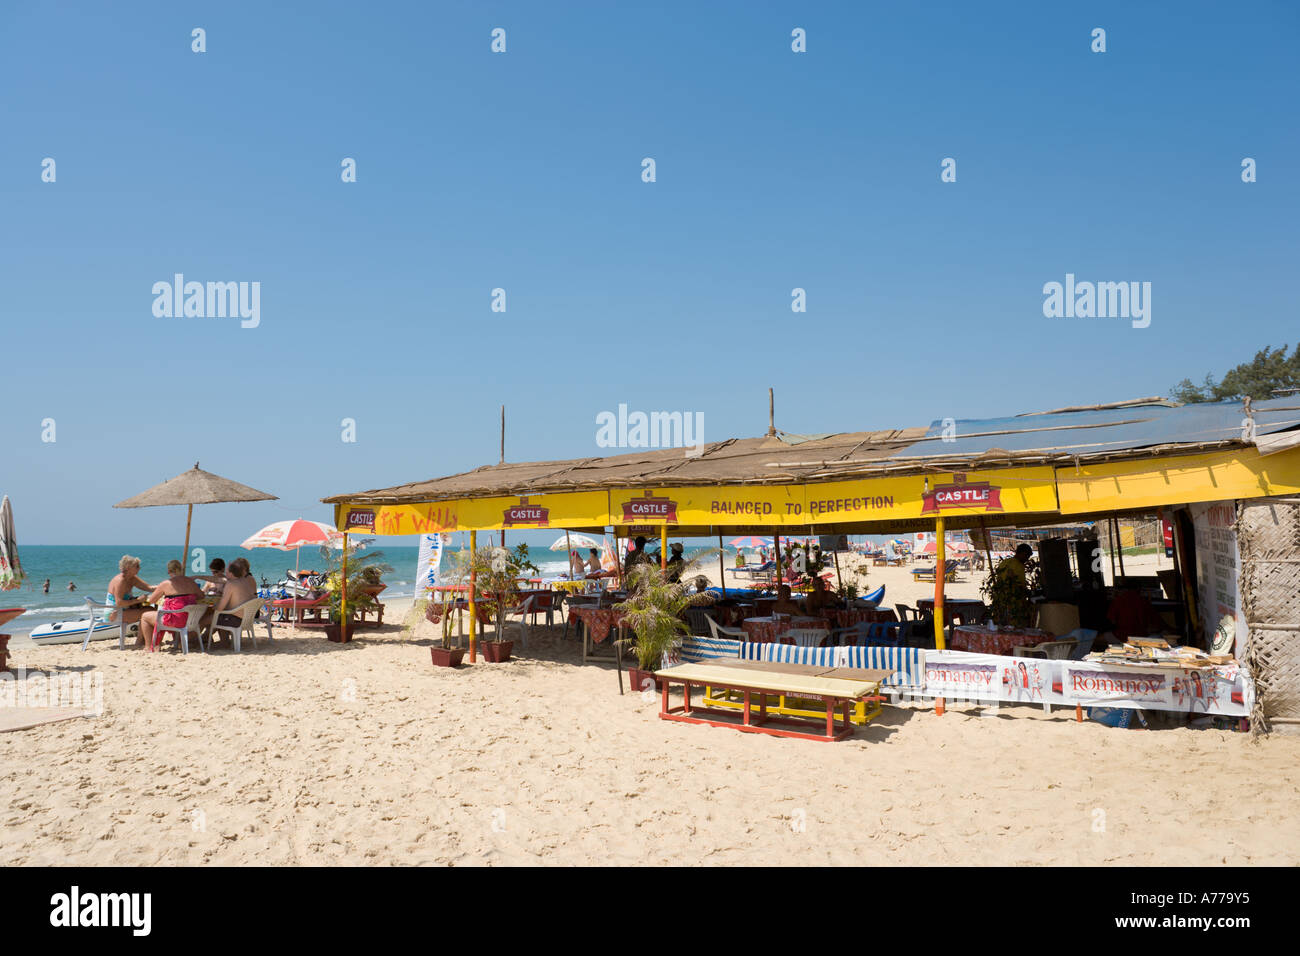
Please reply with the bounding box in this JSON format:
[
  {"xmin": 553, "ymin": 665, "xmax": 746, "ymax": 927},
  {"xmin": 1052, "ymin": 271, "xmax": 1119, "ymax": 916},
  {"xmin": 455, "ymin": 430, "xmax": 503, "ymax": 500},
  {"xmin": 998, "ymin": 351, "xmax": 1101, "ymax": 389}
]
[{"xmin": 2, "ymin": 1, "xmax": 1297, "ymax": 545}]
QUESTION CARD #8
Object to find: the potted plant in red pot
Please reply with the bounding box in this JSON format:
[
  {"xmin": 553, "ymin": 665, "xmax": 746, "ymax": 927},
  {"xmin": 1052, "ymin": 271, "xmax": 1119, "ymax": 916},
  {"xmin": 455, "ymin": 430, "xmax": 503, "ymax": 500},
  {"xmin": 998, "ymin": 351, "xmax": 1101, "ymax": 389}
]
[
  {"xmin": 429, "ymin": 606, "xmax": 465, "ymax": 667},
  {"xmin": 615, "ymin": 563, "xmax": 698, "ymax": 693},
  {"xmin": 444, "ymin": 543, "xmax": 539, "ymax": 663},
  {"xmin": 320, "ymin": 539, "xmax": 392, "ymax": 643}
]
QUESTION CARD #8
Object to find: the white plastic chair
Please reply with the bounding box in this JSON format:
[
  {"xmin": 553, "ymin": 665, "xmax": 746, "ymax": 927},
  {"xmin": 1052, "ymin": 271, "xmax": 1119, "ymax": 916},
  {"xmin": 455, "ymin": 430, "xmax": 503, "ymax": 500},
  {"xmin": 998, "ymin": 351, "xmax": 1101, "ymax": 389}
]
[
  {"xmin": 787, "ymin": 627, "xmax": 829, "ymax": 648},
  {"xmin": 81, "ymin": 597, "xmax": 133, "ymax": 651},
  {"xmin": 706, "ymin": 616, "xmax": 746, "ymax": 641},
  {"xmin": 502, "ymin": 594, "xmax": 536, "ymax": 648},
  {"xmin": 153, "ymin": 602, "xmax": 208, "ymax": 654},
  {"xmin": 208, "ymin": 597, "xmax": 270, "ymax": 652}
]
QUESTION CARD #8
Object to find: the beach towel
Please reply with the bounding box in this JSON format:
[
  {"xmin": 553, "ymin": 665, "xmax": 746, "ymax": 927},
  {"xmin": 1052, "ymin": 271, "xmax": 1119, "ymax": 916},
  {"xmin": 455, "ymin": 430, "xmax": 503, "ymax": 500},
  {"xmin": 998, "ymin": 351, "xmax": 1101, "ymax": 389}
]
[{"xmin": 159, "ymin": 593, "xmax": 199, "ymax": 630}]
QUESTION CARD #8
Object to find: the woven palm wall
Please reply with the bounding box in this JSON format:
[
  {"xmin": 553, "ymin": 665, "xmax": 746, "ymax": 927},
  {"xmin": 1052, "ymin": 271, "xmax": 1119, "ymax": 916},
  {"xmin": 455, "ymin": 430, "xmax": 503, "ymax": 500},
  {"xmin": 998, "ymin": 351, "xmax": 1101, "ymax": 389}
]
[{"xmin": 1238, "ymin": 498, "xmax": 1300, "ymax": 736}]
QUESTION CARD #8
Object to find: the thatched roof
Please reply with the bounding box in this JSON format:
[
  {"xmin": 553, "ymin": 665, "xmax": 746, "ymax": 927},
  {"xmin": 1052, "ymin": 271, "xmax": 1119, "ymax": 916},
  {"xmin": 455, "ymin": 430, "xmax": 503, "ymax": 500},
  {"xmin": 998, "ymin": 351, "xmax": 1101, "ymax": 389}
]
[
  {"xmin": 323, "ymin": 429, "xmax": 926, "ymax": 505},
  {"xmin": 115, "ymin": 463, "xmax": 277, "ymax": 508},
  {"xmin": 322, "ymin": 397, "xmax": 1300, "ymax": 506}
]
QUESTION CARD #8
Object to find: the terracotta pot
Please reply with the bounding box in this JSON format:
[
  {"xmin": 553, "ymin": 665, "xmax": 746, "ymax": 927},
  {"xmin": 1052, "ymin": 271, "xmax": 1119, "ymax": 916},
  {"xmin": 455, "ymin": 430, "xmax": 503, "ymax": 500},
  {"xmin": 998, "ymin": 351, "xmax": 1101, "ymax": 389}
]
[
  {"xmin": 325, "ymin": 621, "xmax": 354, "ymax": 643},
  {"xmin": 627, "ymin": 665, "xmax": 661, "ymax": 693},
  {"xmin": 430, "ymin": 647, "xmax": 465, "ymax": 668},
  {"xmin": 481, "ymin": 640, "xmax": 513, "ymax": 663}
]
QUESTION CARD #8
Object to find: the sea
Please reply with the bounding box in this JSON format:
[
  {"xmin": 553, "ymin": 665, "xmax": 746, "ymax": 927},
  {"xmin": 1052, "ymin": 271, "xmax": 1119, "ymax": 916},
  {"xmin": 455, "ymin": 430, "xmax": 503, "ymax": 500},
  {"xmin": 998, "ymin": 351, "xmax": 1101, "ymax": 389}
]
[{"xmin": 1, "ymin": 542, "xmax": 726, "ymax": 637}]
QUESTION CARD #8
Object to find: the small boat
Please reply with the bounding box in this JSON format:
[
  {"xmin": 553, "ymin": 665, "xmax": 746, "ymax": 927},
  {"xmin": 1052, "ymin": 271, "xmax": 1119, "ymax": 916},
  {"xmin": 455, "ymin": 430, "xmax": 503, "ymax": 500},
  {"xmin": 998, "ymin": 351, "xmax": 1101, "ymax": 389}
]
[
  {"xmin": 29, "ymin": 619, "xmax": 136, "ymax": 646},
  {"xmin": 861, "ymin": 585, "xmax": 885, "ymax": 605}
]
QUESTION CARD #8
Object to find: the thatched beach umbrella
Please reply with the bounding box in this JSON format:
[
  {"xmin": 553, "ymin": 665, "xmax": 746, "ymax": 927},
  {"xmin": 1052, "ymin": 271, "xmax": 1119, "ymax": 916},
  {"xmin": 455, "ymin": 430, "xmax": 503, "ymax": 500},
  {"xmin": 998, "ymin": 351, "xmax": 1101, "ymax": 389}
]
[{"xmin": 114, "ymin": 463, "xmax": 277, "ymax": 565}]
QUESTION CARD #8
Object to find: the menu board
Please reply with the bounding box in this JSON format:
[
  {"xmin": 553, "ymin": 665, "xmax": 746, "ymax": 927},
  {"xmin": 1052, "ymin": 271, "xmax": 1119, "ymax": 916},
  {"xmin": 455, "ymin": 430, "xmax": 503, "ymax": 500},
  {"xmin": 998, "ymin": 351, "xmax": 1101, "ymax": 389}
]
[{"xmin": 1190, "ymin": 502, "xmax": 1246, "ymax": 656}]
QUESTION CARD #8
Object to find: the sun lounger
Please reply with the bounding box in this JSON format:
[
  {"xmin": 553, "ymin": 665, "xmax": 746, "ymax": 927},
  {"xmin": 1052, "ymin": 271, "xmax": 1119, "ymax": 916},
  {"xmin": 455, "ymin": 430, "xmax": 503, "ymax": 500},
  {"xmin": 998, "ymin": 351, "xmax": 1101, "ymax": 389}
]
[{"xmin": 653, "ymin": 659, "xmax": 890, "ymax": 741}]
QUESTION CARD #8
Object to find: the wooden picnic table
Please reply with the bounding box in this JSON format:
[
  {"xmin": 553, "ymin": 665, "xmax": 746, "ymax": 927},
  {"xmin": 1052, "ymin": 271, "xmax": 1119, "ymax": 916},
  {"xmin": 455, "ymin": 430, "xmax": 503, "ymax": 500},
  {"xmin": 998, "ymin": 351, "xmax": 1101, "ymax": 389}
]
[{"xmin": 654, "ymin": 659, "xmax": 891, "ymax": 742}]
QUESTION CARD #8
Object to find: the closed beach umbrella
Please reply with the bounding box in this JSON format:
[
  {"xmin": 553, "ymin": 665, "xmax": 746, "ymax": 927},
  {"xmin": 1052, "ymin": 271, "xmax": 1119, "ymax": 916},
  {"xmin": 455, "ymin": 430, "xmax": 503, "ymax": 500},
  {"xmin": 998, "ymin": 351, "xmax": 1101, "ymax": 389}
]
[
  {"xmin": 242, "ymin": 518, "xmax": 343, "ymax": 624},
  {"xmin": 115, "ymin": 462, "xmax": 277, "ymax": 566},
  {"xmin": 0, "ymin": 495, "xmax": 25, "ymax": 591}
]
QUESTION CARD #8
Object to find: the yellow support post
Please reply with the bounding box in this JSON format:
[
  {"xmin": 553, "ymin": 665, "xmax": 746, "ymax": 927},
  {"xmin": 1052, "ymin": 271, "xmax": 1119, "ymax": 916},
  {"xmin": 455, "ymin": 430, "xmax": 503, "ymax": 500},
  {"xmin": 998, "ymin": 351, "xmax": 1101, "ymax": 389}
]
[
  {"xmin": 468, "ymin": 530, "xmax": 477, "ymax": 664},
  {"xmin": 661, "ymin": 525, "xmax": 667, "ymax": 571},
  {"xmin": 933, "ymin": 517, "xmax": 946, "ymax": 650}
]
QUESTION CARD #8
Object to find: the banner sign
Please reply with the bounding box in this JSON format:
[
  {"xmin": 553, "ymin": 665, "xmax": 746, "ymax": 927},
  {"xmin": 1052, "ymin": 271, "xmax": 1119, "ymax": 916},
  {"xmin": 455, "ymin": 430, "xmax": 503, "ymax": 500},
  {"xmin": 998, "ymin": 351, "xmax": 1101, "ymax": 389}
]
[
  {"xmin": 1191, "ymin": 501, "xmax": 1246, "ymax": 657},
  {"xmin": 1056, "ymin": 447, "xmax": 1300, "ymax": 514},
  {"xmin": 336, "ymin": 491, "xmax": 610, "ymax": 535},
  {"xmin": 415, "ymin": 533, "xmax": 450, "ymax": 593},
  {"xmin": 921, "ymin": 651, "xmax": 1253, "ymax": 716}
]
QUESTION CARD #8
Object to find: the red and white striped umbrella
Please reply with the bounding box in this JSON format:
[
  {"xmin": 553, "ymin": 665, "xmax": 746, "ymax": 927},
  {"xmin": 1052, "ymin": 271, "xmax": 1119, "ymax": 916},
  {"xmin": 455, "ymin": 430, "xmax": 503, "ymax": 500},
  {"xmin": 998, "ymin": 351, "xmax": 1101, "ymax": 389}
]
[{"xmin": 241, "ymin": 519, "xmax": 343, "ymax": 551}]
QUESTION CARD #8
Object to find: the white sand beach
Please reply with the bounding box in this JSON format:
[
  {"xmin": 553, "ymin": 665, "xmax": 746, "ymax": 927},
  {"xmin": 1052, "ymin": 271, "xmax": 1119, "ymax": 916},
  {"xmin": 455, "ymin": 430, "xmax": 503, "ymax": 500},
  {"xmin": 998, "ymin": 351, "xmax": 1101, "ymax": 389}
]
[{"xmin": 3, "ymin": 555, "xmax": 1299, "ymax": 866}]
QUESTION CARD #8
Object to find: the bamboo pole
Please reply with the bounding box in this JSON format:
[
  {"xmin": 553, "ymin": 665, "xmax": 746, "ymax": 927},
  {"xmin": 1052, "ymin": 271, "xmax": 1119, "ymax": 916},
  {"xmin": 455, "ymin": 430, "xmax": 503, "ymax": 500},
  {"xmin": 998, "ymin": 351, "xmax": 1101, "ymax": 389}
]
[
  {"xmin": 182, "ymin": 504, "xmax": 193, "ymax": 567},
  {"xmin": 1107, "ymin": 516, "xmax": 1118, "ymax": 585},
  {"xmin": 933, "ymin": 517, "xmax": 947, "ymax": 650},
  {"xmin": 468, "ymin": 530, "xmax": 477, "ymax": 663},
  {"xmin": 774, "ymin": 532, "xmax": 782, "ymax": 589},
  {"xmin": 660, "ymin": 525, "xmax": 667, "ymax": 571},
  {"xmin": 341, "ymin": 531, "xmax": 349, "ymax": 639},
  {"xmin": 1114, "ymin": 516, "xmax": 1127, "ymax": 580},
  {"xmin": 718, "ymin": 534, "xmax": 726, "ymax": 596}
]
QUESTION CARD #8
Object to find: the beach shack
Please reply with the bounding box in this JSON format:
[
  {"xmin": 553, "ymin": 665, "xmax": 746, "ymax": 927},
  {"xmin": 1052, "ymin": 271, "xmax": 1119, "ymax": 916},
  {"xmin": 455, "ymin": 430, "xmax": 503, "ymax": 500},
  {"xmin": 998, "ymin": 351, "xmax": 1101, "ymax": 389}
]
[{"xmin": 323, "ymin": 396, "xmax": 1300, "ymax": 736}]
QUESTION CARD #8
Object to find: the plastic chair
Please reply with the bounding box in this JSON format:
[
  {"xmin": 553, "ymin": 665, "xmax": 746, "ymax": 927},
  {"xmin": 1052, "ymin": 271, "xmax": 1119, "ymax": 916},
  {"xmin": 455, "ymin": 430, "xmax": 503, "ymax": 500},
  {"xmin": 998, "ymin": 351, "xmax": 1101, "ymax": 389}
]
[
  {"xmin": 706, "ymin": 616, "xmax": 746, "ymax": 641},
  {"xmin": 865, "ymin": 621, "xmax": 905, "ymax": 647},
  {"xmin": 152, "ymin": 602, "xmax": 208, "ymax": 654},
  {"xmin": 529, "ymin": 591, "xmax": 556, "ymax": 627},
  {"xmin": 502, "ymin": 594, "xmax": 536, "ymax": 648},
  {"xmin": 684, "ymin": 607, "xmax": 716, "ymax": 637},
  {"xmin": 830, "ymin": 622, "xmax": 870, "ymax": 646},
  {"xmin": 895, "ymin": 604, "xmax": 921, "ymax": 622},
  {"xmin": 208, "ymin": 598, "xmax": 270, "ymax": 652},
  {"xmin": 81, "ymin": 597, "xmax": 133, "ymax": 651},
  {"xmin": 786, "ymin": 627, "xmax": 827, "ymax": 648},
  {"xmin": 1013, "ymin": 639, "xmax": 1078, "ymax": 660}
]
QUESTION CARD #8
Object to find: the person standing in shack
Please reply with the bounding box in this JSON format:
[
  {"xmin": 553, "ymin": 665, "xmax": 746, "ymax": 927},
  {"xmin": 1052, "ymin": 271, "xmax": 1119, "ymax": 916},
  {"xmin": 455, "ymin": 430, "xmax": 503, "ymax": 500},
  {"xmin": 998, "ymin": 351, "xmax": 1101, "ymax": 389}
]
[
  {"xmin": 665, "ymin": 542, "xmax": 686, "ymax": 583},
  {"xmin": 624, "ymin": 536, "xmax": 649, "ymax": 575}
]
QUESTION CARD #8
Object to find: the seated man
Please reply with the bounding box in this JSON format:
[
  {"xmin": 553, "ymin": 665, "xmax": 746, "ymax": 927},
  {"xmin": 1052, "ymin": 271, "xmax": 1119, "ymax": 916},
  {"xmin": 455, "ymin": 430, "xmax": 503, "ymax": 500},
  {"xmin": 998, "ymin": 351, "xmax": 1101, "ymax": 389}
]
[
  {"xmin": 770, "ymin": 584, "xmax": 801, "ymax": 617},
  {"xmin": 803, "ymin": 576, "xmax": 843, "ymax": 616}
]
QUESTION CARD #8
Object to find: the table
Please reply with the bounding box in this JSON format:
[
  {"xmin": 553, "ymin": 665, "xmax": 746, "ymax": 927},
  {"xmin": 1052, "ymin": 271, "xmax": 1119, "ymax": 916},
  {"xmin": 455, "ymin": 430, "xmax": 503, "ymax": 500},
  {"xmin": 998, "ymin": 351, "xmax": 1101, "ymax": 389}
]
[
  {"xmin": 833, "ymin": 608, "xmax": 896, "ymax": 627},
  {"xmin": 654, "ymin": 659, "xmax": 889, "ymax": 742},
  {"xmin": 569, "ymin": 605, "xmax": 632, "ymax": 663},
  {"xmin": 950, "ymin": 625, "xmax": 1049, "ymax": 656},
  {"xmin": 741, "ymin": 615, "xmax": 829, "ymax": 643}
]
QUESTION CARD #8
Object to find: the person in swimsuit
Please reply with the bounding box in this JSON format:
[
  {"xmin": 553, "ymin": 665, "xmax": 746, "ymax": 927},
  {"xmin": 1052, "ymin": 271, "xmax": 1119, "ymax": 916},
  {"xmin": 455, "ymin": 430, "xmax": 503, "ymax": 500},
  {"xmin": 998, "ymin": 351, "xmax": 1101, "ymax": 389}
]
[
  {"xmin": 206, "ymin": 557, "xmax": 258, "ymax": 645},
  {"xmin": 193, "ymin": 557, "xmax": 227, "ymax": 596},
  {"xmin": 139, "ymin": 559, "xmax": 204, "ymax": 651},
  {"xmin": 585, "ymin": 548, "xmax": 602, "ymax": 575},
  {"xmin": 106, "ymin": 555, "xmax": 155, "ymax": 646}
]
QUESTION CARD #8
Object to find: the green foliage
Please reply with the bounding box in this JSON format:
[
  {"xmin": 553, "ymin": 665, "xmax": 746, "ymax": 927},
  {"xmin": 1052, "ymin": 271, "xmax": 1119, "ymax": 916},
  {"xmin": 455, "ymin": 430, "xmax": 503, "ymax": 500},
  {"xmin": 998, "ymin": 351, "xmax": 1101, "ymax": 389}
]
[
  {"xmin": 1171, "ymin": 344, "xmax": 1300, "ymax": 403},
  {"xmin": 615, "ymin": 548, "xmax": 718, "ymax": 669},
  {"xmin": 979, "ymin": 557, "xmax": 1036, "ymax": 628},
  {"xmin": 615, "ymin": 564, "xmax": 692, "ymax": 669},
  {"xmin": 318, "ymin": 539, "xmax": 393, "ymax": 624},
  {"xmin": 440, "ymin": 543, "xmax": 539, "ymax": 640}
]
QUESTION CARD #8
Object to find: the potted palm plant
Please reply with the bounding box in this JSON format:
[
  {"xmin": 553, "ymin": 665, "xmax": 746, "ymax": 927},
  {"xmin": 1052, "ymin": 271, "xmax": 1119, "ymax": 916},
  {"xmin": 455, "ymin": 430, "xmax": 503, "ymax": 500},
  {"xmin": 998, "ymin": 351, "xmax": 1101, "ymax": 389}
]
[
  {"xmin": 615, "ymin": 562, "xmax": 700, "ymax": 692},
  {"xmin": 429, "ymin": 598, "xmax": 465, "ymax": 667},
  {"xmin": 441, "ymin": 543, "xmax": 539, "ymax": 662},
  {"xmin": 319, "ymin": 539, "xmax": 392, "ymax": 643}
]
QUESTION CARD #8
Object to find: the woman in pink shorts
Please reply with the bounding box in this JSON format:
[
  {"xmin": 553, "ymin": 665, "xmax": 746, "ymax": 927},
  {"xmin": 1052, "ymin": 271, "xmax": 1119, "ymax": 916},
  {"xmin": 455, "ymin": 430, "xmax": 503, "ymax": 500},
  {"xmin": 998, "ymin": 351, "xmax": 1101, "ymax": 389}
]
[{"xmin": 139, "ymin": 559, "xmax": 205, "ymax": 651}]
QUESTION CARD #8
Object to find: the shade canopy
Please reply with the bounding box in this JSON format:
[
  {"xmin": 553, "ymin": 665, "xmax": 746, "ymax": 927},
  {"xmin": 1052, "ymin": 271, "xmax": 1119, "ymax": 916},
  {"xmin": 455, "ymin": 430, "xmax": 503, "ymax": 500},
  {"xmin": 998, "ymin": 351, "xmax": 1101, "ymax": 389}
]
[
  {"xmin": 549, "ymin": 532, "xmax": 601, "ymax": 551},
  {"xmin": 242, "ymin": 519, "xmax": 343, "ymax": 551},
  {"xmin": 115, "ymin": 463, "xmax": 277, "ymax": 509}
]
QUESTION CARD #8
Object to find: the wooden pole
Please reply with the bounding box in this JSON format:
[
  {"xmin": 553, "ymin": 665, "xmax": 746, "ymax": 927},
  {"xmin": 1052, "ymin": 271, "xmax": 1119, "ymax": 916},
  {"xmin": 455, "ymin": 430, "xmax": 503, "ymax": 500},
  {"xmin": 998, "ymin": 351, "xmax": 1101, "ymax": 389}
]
[
  {"xmin": 774, "ymin": 532, "xmax": 782, "ymax": 587},
  {"xmin": 660, "ymin": 525, "xmax": 667, "ymax": 571},
  {"xmin": 978, "ymin": 516, "xmax": 994, "ymax": 572},
  {"xmin": 1107, "ymin": 516, "xmax": 1118, "ymax": 585},
  {"xmin": 341, "ymin": 531, "xmax": 349, "ymax": 639},
  {"xmin": 182, "ymin": 504, "xmax": 193, "ymax": 567},
  {"xmin": 1114, "ymin": 516, "xmax": 1127, "ymax": 580},
  {"xmin": 565, "ymin": 529, "xmax": 573, "ymax": 580},
  {"xmin": 718, "ymin": 534, "xmax": 726, "ymax": 596},
  {"xmin": 468, "ymin": 530, "xmax": 477, "ymax": 663},
  {"xmin": 833, "ymin": 547, "xmax": 843, "ymax": 593},
  {"xmin": 933, "ymin": 517, "xmax": 947, "ymax": 650},
  {"xmin": 767, "ymin": 387, "xmax": 776, "ymax": 437}
]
